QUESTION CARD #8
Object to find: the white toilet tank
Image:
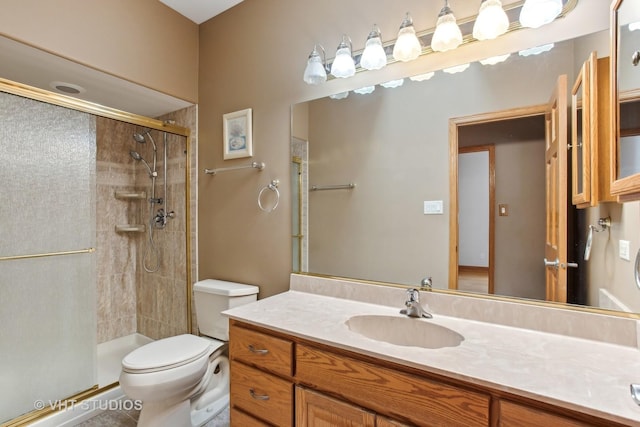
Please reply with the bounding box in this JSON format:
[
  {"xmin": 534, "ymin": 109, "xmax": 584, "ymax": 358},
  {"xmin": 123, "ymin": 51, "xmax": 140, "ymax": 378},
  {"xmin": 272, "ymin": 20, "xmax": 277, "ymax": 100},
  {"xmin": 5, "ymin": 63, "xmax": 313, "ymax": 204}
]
[{"xmin": 193, "ymin": 279, "xmax": 259, "ymax": 341}]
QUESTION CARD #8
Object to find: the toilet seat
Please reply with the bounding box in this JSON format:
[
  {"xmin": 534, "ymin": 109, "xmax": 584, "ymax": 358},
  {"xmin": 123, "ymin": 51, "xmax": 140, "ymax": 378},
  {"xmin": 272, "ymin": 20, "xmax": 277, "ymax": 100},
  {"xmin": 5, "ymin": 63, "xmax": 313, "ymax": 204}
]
[{"xmin": 122, "ymin": 334, "xmax": 223, "ymax": 374}]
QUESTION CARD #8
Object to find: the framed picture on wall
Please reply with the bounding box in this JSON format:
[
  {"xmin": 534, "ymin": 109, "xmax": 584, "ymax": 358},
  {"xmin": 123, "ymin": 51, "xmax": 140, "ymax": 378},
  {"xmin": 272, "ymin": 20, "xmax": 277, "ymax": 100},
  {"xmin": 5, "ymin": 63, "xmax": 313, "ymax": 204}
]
[{"xmin": 223, "ymin": 108, "xmax": 253, "ymax": 159}]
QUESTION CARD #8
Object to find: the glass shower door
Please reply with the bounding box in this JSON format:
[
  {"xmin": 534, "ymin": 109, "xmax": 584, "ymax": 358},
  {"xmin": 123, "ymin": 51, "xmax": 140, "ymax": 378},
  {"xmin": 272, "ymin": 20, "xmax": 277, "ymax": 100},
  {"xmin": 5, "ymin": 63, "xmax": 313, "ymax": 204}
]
[{"xmin": 0, "ymin": 92, "xmax": 97, "ymax": 422}]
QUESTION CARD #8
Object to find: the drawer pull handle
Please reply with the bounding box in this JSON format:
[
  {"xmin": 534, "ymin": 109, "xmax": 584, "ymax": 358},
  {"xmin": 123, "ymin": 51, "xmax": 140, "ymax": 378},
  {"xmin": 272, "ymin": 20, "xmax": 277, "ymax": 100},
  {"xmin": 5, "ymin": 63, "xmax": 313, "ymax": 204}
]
[
  {"xmin": 248, "ymin": 344, "xmax": 269, "ymax": 355},
  {"xmin": 249, "ymin": 388, "xmax": 270, "ymax": 401}
]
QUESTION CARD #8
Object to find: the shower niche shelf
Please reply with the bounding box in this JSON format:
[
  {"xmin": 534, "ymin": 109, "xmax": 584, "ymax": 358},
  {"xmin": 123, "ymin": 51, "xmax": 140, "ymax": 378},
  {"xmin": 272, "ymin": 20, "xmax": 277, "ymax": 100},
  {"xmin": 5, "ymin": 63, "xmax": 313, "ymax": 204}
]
[
  {"xmin": 114, "ymin": 190, "xmax": 147, "ymax": 200},
  {"xmin": 115, "ymin": 224, "xmax": 146, "ymax": 233}
]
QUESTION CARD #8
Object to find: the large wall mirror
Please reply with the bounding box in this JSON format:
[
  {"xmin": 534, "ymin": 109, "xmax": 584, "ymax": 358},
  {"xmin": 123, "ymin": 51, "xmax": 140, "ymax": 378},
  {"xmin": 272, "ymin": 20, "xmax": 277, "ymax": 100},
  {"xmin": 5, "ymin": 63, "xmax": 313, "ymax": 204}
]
[{"xmin": 291, "ymin": 0, "xmax": 640, "ymax": 317}]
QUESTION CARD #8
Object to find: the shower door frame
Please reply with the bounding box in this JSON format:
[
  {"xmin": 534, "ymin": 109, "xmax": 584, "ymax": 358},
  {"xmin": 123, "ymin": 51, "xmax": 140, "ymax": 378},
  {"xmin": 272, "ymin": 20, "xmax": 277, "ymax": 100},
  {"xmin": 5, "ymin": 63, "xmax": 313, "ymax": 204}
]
[{"xmin": 0, "ymin": 76, "xmax": 194, "ymax": 427}]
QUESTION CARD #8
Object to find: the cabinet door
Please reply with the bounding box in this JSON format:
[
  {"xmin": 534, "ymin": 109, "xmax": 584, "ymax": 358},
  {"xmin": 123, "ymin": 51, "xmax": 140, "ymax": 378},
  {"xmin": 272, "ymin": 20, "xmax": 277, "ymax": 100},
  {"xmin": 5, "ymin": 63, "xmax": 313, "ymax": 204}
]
[
  {"xmin": 498, "ymin": 400, "xmax": 592, "ymax": 427},
  {"xmin": 610, "ymin": 0, "xmax": 640, "ymax": 199},
  {"xmin": 296, "ymin": 386, "xmax": 375, "ymax": 427},
  {"xmin": 571, "ymin": 54, "xmax": 594, "ymax": 207}
]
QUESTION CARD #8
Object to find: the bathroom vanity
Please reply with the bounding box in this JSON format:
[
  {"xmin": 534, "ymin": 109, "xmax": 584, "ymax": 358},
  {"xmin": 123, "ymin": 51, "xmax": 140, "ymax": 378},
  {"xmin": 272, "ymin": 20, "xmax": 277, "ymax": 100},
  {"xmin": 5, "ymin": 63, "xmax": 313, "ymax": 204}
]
[{"xmin": 225, "ymin": 275, "xmax": 640, "ymax": 426}]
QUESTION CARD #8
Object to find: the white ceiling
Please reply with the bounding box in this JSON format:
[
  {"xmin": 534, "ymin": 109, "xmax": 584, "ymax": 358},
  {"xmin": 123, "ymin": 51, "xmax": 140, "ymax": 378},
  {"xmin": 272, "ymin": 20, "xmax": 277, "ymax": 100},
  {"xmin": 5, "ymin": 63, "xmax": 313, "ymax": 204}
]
[{"xmin": 159, "ymin": 0, "xmax": 244, "ymax": 24}]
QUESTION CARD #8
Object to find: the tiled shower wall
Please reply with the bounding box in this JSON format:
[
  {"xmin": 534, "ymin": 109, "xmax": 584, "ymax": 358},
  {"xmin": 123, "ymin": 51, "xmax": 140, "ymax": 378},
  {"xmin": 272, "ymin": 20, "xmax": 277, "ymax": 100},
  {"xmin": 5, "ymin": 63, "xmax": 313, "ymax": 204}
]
[
  {"xmin": 96, "ymin": 118, "xmax": 139, "ymax": 343},
  {"xmin": 95, "ymin": 105, "xmax": 197, "ymax": 343}
]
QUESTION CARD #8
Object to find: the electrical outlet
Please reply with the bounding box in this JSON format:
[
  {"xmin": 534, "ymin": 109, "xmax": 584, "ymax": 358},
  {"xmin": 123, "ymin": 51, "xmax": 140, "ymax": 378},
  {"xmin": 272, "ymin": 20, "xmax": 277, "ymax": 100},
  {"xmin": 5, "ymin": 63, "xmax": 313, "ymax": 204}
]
[{"xmin": 620, "ymin": 240, "xmax": 631, "ymax": 261}]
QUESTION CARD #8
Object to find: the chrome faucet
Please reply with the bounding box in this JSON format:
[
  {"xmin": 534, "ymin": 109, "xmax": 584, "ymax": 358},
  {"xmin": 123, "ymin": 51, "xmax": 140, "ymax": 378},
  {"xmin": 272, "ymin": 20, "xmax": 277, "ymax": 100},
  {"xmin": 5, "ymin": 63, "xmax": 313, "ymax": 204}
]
[
  {"xmin": 400, "ymin": 288, "xmax": 432, "ymax": 319},
  {"xmin": 420, "ymin": 276, "xmax": 433, "ymax": 290}
]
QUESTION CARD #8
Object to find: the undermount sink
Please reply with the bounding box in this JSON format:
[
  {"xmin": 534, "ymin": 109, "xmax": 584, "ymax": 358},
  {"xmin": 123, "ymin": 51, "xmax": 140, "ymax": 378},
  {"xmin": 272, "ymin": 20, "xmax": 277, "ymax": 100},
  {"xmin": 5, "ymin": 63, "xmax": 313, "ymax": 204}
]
[{"xmin": 346, "ymin": 315, "xmax": 464, "ymax": 349}]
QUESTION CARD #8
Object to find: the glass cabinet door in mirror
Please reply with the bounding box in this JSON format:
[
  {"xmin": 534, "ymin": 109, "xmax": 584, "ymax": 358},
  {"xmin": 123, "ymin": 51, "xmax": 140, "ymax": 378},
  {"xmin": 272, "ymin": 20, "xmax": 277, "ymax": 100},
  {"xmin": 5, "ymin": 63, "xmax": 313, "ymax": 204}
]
[{"xmin": 612, "ymin": 0, "xmax": 640, "ymax": 192}]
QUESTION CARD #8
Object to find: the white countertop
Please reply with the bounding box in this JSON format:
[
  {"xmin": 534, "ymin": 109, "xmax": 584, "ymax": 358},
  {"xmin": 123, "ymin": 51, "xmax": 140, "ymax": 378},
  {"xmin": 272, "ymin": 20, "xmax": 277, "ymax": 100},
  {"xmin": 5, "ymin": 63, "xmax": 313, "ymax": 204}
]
[{"xmin": 224, "ymin": 289, "xmax": 640, "ymax": 425}]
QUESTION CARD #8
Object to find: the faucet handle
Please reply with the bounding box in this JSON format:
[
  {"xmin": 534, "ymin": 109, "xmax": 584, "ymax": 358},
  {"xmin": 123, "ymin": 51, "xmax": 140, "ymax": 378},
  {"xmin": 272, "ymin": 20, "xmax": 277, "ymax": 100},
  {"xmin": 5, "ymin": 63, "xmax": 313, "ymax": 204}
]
[{"xmin": 406, "ymin": 288, "xmax": 420, "ymax": 302}]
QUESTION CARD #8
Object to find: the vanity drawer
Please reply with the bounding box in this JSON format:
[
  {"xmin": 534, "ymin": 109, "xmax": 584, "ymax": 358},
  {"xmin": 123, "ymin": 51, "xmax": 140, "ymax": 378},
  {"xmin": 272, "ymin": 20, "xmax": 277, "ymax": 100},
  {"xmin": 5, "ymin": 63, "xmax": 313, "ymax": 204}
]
[
  {"xmin": 296, "ymin": 344, "xmax": 489, "ymax": 427},
  {"xmin": 230, "ymin": 360, "xmax": 293, "ymax": 427},
  {"xmin": 229, "ymin": 323, "xmax": 293, "ymax": 377},
  {"xmin": 230, "ymin": 407, "xmax": 271, "ymax": 427}
]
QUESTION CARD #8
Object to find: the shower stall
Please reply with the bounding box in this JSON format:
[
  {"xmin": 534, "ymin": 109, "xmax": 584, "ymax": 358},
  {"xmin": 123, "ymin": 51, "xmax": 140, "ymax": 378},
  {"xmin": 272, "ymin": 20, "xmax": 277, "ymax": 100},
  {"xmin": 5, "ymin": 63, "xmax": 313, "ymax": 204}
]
[{"xmin": 0, "ymin": 82, "xmax": 196, "ymax": 425}]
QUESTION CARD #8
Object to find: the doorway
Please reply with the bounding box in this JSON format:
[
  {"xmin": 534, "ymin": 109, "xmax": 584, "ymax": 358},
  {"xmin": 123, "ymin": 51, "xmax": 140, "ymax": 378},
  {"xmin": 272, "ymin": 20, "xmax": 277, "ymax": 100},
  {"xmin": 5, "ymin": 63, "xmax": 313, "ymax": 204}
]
[{"xmin": 449, "ymin": 106, "xmax": 548, "ymax": 300}]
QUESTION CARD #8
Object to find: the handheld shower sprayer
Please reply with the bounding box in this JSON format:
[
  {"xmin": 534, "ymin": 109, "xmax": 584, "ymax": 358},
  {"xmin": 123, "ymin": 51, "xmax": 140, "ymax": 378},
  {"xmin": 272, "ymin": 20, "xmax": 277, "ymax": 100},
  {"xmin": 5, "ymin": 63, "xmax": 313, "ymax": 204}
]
[
  {"xmin": 129, "ymin": 150, "xmax": 156, "ymax": 177},
  {"xmin": 133, "ymin": 129, "xmax": 157, "ymax": 152}
]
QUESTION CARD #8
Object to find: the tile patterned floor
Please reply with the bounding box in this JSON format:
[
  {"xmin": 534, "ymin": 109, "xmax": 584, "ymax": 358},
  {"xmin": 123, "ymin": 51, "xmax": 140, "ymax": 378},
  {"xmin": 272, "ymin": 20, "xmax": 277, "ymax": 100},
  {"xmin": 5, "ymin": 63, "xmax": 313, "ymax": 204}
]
[{"xmin": 76, "ymin": 402, "xmax": 230, "ymax": 427}]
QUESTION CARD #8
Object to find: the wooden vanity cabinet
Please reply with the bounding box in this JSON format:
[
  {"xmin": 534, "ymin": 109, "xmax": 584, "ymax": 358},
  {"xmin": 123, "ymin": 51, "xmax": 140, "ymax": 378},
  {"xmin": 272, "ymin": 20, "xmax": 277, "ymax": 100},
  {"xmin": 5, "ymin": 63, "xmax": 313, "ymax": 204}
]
[
  {"xmin": 229, "ymin": 320, "xmax": 626, "ymax": 427},
  {"xmin": 571, "ymin": 53, "xmax": 615, "ymax": 208}
]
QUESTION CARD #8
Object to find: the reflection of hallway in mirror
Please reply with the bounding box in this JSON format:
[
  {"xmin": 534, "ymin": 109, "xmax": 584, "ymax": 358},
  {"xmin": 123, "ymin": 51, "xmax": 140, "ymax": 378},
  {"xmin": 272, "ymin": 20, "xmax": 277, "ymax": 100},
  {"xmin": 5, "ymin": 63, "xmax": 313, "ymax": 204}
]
[{"xmin": 458, "ymin": 266, "xmax": 489, "ymax": 294}]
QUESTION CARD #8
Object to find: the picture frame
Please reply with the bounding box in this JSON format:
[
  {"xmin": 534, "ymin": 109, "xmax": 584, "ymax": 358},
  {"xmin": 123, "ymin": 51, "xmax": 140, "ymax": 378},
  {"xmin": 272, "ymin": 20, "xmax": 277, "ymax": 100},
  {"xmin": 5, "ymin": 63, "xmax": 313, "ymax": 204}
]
[{"xmin": 223, "ymin": 108, "xmax": 253, "ymax": 160}]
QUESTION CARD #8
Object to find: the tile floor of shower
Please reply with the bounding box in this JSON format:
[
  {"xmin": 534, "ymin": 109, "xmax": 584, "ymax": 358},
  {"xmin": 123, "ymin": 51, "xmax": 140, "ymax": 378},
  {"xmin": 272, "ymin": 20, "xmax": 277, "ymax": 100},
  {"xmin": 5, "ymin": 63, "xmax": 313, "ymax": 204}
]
[{"xmin": 64, "ymin": 333, "xmax": 229, "ymax": 427}]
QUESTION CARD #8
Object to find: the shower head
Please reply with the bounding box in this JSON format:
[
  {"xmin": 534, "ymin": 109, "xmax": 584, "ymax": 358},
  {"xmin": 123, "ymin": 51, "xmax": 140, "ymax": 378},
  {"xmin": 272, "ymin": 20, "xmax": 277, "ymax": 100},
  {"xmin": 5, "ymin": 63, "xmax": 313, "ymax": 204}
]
[
  {"xmin": 130, "ymin": 150, "xmax": 154, "ymax": 177},
  {"xmin": 132, "ymin": 129, "xmax": 157, "ymax": 151}
]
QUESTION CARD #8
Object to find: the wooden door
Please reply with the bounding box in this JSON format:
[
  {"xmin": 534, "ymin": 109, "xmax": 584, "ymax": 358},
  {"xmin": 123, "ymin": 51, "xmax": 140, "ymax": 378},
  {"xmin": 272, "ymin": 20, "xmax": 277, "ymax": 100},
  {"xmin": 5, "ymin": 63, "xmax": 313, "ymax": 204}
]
[
  {"xmin": 296, "ymin": 386, "xmax": 375, "ymax": 427},
  {"xmin": 545, "ymin": 75, "xmax": 569, "ymax": 302}
]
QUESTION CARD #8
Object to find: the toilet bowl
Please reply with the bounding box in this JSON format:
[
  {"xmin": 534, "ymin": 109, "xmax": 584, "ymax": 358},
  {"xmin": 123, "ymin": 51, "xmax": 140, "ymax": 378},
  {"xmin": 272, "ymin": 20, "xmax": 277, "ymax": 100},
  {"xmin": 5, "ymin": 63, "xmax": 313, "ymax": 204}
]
[{"xmin": 119, "ymin": 279, "xmax": 259, "ymax": 427}]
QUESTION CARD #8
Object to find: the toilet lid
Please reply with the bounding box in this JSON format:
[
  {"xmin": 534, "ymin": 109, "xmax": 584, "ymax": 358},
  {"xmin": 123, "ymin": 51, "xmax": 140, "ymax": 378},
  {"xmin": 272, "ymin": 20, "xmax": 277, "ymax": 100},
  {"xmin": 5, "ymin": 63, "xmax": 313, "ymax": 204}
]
[{"xmin": 122, "ymin": 334, "xmax": 218, "ymax": 373}]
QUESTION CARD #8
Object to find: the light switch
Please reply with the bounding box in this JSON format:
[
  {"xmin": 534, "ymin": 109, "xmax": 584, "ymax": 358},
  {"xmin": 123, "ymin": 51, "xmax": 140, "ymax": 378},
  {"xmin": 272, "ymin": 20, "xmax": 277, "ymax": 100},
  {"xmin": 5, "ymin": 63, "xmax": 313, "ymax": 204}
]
[
  {"xmin": 620, "ymin": 240, "xmax": 631, "ymax": 261},
  {"xmin": 498, "ymin": 204, "xmax": 508, "ymax": 216},
  {"xmin": 423, "ymin": 200, "xmax": 443, "ymax": 215}
]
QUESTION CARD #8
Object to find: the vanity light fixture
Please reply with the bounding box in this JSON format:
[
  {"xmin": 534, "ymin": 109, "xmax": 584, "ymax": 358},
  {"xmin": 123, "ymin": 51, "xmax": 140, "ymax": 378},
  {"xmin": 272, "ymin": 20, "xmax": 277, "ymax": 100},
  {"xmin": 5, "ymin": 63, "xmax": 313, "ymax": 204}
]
[
  {"xmin": 409, "ymin": 71, "xmax": 435, "ymax": 82},
  {"xmin": 479, "ymin": 53, "xmax": 511, "ymax": 65},
  {"xmin": 360, "ymin": 25, "xmax": 387, "ymax": 70},
  {"xmin": 330, "ymin": 35, "xmax": 356, "ymax": 78},
  {"xmin": 443, "ymin": 63, "xmax": 471, "ymax": 74},
  {"xmin": 392, "ymin": 13, "xmax": 422, "ymax": 62},
  {"xmin": 473, "ymin": 0, "xmax": 509, "ymax": 40},
  {"xmin": 303, "ymin": 44, "xmax": 329, "ymax": 85},
  {"xmin": 519, "ymin": 0, "xmax": 562, "ymax": 29},
  {"xmin": 518, "ymin": 43, "xmax": 554, "ymax": 57},
  {"xmin": 431, "ymin": 0, "xmax": 463, "ymax": 52},
  {"xmin": 353, "ymin": 86, "xmax": 376, "ymax": 95},
  {"xmin": 380, "ymin": 79, "xmax": 405, "ymax": 88}
]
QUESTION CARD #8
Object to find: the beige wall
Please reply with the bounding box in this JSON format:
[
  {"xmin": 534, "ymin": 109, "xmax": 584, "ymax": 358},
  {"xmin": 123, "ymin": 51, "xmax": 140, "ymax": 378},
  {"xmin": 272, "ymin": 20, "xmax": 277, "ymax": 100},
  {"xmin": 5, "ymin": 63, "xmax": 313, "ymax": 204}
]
[{"xmin": 0, "ymin": 0, "xmax": 198, "ymax": 103}]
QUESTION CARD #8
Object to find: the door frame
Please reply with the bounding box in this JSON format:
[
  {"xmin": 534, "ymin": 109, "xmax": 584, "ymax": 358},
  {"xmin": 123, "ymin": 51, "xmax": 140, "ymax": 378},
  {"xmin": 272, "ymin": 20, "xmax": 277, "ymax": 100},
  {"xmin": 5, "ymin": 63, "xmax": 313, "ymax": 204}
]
[{"xmin": 448, "ymin": 104, "xmax": 547, "ymax": 292}]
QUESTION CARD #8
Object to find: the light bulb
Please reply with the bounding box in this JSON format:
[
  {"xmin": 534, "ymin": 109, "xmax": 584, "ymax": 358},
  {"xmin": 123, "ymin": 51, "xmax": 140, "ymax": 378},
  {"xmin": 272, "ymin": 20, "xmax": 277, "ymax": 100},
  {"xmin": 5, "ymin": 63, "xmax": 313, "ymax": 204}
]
[
  {"xmin": 473, "ymin": 0, "xmax": 509, "ymax": 40},
  {"xmin": 519, "ymin": 0, "xmax": 562, "ymax": 29},
  {"xmin": 360, "ymin": 26, "xmax": 387, "ymax": 70},
  {"xmin": 431, "ymin": 3, "xmax": 463, "ymax": 52},
  {"xmin": 392, "ymin": 13, "xmax": 422, "ymax": 62},
  {"xmin": 330, "ymin": 35, "xmax": 356, "ymax": 78},
  {"xmin": 303, "ymin": 46, "xmax": 327, "ymax": 85}
]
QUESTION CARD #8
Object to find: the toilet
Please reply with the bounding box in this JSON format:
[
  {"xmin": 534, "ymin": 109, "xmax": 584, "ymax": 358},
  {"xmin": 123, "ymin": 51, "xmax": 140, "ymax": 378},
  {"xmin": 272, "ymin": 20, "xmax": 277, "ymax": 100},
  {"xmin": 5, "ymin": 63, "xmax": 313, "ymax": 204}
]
[{"xmin": 119, "ymin": 279, "xmax": 259, "ymax": 427}]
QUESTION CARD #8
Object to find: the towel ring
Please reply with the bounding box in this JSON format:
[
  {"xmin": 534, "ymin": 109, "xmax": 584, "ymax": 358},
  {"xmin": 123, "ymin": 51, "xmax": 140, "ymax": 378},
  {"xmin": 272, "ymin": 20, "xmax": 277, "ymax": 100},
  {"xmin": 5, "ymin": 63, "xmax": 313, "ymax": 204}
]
[{"xmin": 258, "ymin": 179, "xmax": 280, "ymax": 212}]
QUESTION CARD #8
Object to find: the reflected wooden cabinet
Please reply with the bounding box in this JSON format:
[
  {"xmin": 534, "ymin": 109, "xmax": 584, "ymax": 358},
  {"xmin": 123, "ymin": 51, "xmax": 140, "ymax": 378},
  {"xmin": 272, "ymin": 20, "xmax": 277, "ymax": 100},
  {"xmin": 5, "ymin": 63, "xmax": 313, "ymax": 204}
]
[
  {"xmin": 609, "ymin": 0, "xmax": 640, "ymax": 200},
  {"xmin": 571, "ymin": 52, "xmax": 615, "ymax": 207}
]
